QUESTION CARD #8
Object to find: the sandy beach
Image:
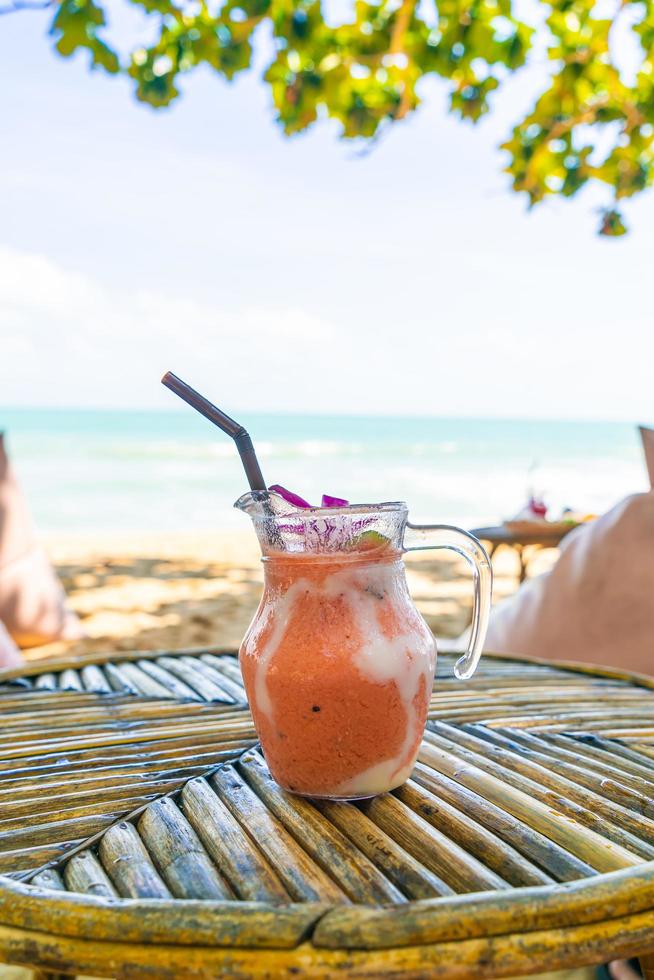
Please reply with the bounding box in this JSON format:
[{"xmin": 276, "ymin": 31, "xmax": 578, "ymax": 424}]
[{"xmin": 22, "ymin": 531, "xmax": 559, "ymax": 663}]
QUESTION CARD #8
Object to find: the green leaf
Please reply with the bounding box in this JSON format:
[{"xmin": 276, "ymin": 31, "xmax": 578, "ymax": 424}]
[
  {"xmin": 50, "ymin": 0, "xmax": 120, "ymax": 72},
  {"xmin": 42, "ymin": 0, "xmax": 654, "ymax": 232},
  {"xmin": 598, "ymin": 208, "xmax": 627, "ymax": 236}
]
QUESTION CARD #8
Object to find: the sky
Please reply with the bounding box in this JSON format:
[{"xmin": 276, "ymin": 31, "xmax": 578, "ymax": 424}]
[{"xmin": 1, "ymin": 2, "xmax": 652, "ymax": 421}]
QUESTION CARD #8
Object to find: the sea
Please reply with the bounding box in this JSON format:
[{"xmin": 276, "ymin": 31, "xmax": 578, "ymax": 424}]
[{"xmin": 0, "ymin": 409, "xmax": 648, "ymax": 535}]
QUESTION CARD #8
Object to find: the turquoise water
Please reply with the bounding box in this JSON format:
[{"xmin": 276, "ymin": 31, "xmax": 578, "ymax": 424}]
[{"xmin": 0, "ymin": 409, "xmax": 647, "ymax": 533}]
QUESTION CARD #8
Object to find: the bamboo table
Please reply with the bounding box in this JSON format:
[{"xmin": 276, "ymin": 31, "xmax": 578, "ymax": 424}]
[
  {"xmin": 471, "ymin": 525, "xmax": 579, "ymax": 582},
  {"xmin": 0, "ymin": 647, "xmax": 653, "ymax": 979}
]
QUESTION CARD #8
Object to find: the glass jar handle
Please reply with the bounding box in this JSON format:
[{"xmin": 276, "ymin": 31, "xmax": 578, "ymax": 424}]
[{"xmin": 403, "ymin": 523, "xmax": 493, "ymax": 680}]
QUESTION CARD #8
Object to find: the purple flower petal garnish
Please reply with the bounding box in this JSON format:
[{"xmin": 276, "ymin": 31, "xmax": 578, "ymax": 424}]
[
  {"xmin": 322, "ymin": 494, "xmax": 349, "ymax": 508},
  {"xmin": 268, "ymin": 484, "xmax": 312, "ymax": 508}
]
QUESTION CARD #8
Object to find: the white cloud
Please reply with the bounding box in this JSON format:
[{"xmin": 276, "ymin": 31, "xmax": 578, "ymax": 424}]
[
  {"xmin": 0, "ymin": 248, "xmax": 99, "ymax": 321},
  {"xmin": 1, "ymin": 240, "xmax": 653, "ymax": 422},
  {"xmin": 0, "ymin": 245, "xmax": 339, "ymax": 410}
]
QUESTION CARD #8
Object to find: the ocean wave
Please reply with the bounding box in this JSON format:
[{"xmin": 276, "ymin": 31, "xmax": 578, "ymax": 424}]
[
  {"xmin": 8, "ymin": 414, "xmax": 644, "ymax": 533},
  {"xmin": 92, "ymin": 439, "xmax": 476, "ymax": 462}
]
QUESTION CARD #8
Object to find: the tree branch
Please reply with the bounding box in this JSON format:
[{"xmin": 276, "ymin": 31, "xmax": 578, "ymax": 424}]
[
  {"xmin": 389, "ymin": 0, "xmax": 415, "ymax": 121},
  {"xmin": 389, "ymin": 0, "xmax": 414, "ymax": 54}
]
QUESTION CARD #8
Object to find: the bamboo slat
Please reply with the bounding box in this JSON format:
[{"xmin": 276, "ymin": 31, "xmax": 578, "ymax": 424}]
[
  {"xmin": 137, "ymin": 798, "xmax": 234, "ymax": 899},
  {"xmin": 29, "ymin": 869, "xmax": 65, "ymax": 892},
  {"xmin": 0, "ymin": 648, "xmax": 653, "ymax": 978},
  {"xmin": 394, "ymin": 780, "xmax": 554, "ymax": 886},
  {"xmin": 104, "ymin": 661, "xmax": 175, "ymax": 700},
  {"xmin": 104, "ymin": 662, "xmax": 139, "ymax": 695},
  {"xmin": 419, "ymin": 733, "xmax": 648, "ymax": 869},
  {"xmin": 155, "ymin": 656, "xmax": 236, "ymax": 703},
  {"xmin": 58, "ymin": 669, "xmax": 83, "ymax": 692},
  {"xmin": 98, "ymin": 821, "xmax": 172, "ymax": 898},
  {"xmin": 474, "ymin": 725, "xmax": 654, "ymax": 813},
  {"xmin": 201, "ymin": 653, "xmax": 247, "ymax": 689},
  {"xmin": 1, "ymin": 648, "xmax": 247, "ymax": 704},
  {"xmin": 180, "ymin": 777, "xmax": 289, "ymax": 902},
  {"xmin": 135, "ymin": 660, "xmax": 201, "ymax": 701},
  {"xmin": 239, "ymin": 749, "xmax": 406, "ymax": 904},
  {"xmin": 79, "ymin": 664, "xmax": 112, "ymax": 694},
  {"xmin": 183, "ymin": 655, "xmax": 247, "ymax": 702},
  {"xmin": 448, "ymin": 722, "xmax": 654, "ymax": 842},
  {"xmin": 409, "ymin": 761, "xmax": 597, "ymax": 882},
  {"xmin": 33, "ymin": 674, "xmax": 57, "ymax": 691},
  {"xmin": 423, "ymin": 724, "xmax": 654, "ymax": 860},
  {"xmin": 63, "ymin": 852, "xmax": 118, "ymax": 898},
  {"xmin": 507, "ymin": 729, "xmax": 654, "ymax": 794},
  {"xmin": 547, "ymin": 732, "xmax": 654, "ymax": 785},
  {"xmin": 210, "ymin": 765, "xmax": 349, "ymax": 905},
  {"xmin": 0, "ymin": 677, "xmax": 256, "ymax": 875},
  {"xmin": 315, "ymin": 798, "xmax": 454, "ymax": 899}
]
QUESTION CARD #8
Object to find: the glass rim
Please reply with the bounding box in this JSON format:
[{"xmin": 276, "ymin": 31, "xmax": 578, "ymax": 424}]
[{"xmin": 234, "ymin": 493, "xmax": 408, "ymax": 518}]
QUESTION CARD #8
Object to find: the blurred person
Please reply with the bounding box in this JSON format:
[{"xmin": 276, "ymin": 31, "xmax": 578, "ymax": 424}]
[{"xmin": 0, "ymin": 433, "xmax": 81, "ymax": 663}]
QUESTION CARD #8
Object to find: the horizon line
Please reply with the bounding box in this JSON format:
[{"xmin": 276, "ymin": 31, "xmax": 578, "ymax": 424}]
[{"xmin": 0, "ymin": 405, "xmax": 646, "ymax": 428}]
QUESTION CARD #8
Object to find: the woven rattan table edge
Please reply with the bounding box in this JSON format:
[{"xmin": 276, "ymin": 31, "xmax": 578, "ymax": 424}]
[
  {"xmin": 0, "ymin": 645, "xmax": 241, "ymax": 683},
  {"xmin": 1, "ymin": 863, "xmax": 654, "ymax": 950},
  {"xmin": 0, "ymin": 902, "xmax": 653, "ymax": 979}
]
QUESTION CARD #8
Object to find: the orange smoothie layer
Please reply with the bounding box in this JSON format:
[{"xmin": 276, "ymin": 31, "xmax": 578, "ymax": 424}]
[{"xmin": 239, "ymin": 550, "xmax": 436, "ymax": 798}]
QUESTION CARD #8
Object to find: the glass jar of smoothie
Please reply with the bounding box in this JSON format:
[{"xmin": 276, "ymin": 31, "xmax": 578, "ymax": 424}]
[{"xmin": 236, "ymin": 493, "xmax": 492, "ymax": 800}]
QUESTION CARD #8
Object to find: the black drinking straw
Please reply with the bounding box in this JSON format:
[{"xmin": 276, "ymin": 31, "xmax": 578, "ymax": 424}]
[{"xmin": 161, "ymin": 372, "xmax": 267, "ymax": 493}]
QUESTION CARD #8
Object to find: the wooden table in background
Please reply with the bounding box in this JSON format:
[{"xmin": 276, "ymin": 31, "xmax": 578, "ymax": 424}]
[
  {"xmin": 471, "ymin": 523, "xmax": 580, "ymax": 582},
  {"xmin": 0, "ymin": 647, "xmax": 653, "ymax": 978}
]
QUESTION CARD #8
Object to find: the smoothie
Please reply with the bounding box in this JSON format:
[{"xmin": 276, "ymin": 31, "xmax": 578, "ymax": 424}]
[
  {"xmin": 239, "ymin": 545, "xmax": 436, "ymax": 798},
  {"xmin": 160, "ymin": 377, "xmax": 490, "ymax": 801}
]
